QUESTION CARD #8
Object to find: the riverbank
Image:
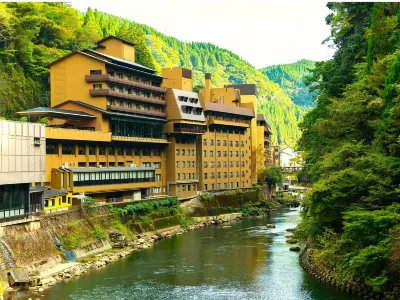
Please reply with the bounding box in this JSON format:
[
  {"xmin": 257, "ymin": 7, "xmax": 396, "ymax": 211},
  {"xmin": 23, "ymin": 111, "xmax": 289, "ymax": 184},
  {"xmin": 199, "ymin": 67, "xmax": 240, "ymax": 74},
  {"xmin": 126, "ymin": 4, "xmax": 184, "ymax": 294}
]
[
  {"xmin": 299, "ymin": 244, "xmax": 400, "ymax": 300},
  {"xmin": 5, "ymin": 215, "xmax": 240, "ymax": 299}
]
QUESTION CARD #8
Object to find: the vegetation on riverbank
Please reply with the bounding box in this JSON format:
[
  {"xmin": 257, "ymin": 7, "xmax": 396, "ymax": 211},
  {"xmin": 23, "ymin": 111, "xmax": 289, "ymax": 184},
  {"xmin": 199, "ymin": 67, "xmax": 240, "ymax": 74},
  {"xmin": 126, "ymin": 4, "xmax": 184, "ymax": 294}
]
[{"xmin": 298, "ymin": 2, "xmax": 400, "ymax": 293}]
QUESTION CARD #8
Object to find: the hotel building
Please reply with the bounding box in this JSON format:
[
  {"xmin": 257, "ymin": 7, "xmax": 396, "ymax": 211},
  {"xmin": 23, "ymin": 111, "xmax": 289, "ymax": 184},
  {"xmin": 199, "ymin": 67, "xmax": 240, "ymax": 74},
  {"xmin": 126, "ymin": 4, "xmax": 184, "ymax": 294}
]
[{"xmin": 18, "ymin": 36, "xmax": 273, "ymax": 202}]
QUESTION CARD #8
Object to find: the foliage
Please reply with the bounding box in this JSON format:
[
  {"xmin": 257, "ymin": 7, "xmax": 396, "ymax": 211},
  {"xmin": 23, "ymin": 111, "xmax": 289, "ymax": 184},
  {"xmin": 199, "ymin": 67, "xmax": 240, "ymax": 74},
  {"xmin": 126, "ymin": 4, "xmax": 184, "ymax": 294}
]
[
  {"xmin": 258, "ymin": 166, "xmax": 283, "ymax": 186},
  {"xmin": 39, "ymin": 117, "xmax": 49, "ymax": 125},
  {"xmin": 199, "ymin": 194, "xmax": 214, "ymax": 201},
  {"xmin": 91, "ymin": 224, "xmax": 107, "ymax": 239},
  {"xmin": 298, "ymin": 2, "xmax": 400, "ymax": 291},
  {"xmin": 260, "ymin": 59, "xmax": 315, "ymax": 107},
  {"xmin": 82, "ymin": 196, "xmax": 98, "ymax": 212}
]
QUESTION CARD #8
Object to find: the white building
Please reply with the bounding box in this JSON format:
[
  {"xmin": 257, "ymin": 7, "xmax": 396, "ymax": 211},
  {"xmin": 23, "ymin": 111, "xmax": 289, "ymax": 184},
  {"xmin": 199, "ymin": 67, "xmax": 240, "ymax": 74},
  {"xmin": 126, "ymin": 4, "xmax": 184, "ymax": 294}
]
[
  {"xmin": 0, "ymin": 120, "xmax": 46, "ymax": 221},
  {"xmin": 280, "ymin": 147, "xmax": 302, "ymax": 168}
]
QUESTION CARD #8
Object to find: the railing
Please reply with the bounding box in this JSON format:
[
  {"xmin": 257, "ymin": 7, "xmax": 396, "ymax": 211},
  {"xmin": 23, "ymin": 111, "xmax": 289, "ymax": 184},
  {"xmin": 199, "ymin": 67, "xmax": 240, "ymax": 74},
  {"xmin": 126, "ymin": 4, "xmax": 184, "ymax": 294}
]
[
  {"xmin": 208, "ymin": 117, "xmax": 250, "ymax": 128},
  {"xmin": 85, "ymin": 75, "xmax": 167, "ymax": 93},
  {"xmin": 107, "ymin": 105, "xmax": 166, "ymax": 118},
  {"xmin": 90, "ymin": 89, "xmax": 166, "ymax": 106},
  {"xmin": 111, "ymin": 135, "xmax": 169, "ymax": 143},
  {"xmin": 46, "ymin": 127, "xmax": 111, "ymax": 142}
]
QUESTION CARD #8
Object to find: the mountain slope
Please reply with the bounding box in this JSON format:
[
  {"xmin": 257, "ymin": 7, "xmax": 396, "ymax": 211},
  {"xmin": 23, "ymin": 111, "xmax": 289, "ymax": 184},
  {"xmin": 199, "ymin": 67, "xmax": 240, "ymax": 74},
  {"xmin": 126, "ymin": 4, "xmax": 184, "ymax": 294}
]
[
  {"xmin": 260, "ymin": 59, "xmax": 315, "ymax": 107},
  {"xmin": 0, "ymin": 3, "xmax": 310, "ymax": 147}
]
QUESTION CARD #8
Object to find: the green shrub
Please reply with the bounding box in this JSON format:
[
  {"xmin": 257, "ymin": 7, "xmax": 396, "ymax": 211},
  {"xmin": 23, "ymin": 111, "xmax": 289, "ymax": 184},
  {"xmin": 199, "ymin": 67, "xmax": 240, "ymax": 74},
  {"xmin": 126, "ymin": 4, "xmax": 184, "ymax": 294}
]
[
  {"xmin": 91, "ymin": 224, "xmax": 107, "ymax": 239},
  {"xmin": 82, "ymin": 196, "xmax": 98, "ymax": 212}
]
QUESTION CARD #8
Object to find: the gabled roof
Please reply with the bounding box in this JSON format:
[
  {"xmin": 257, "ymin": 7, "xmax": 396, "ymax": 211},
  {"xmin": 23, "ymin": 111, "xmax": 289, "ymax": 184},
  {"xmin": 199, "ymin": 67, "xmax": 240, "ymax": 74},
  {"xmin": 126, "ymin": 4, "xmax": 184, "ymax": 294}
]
[
  {"xmin": 97, "ymin": 35, "xmax": 136, "ymax": 47},
  {"xmin": 17, "ymin": 107, "xmax": 96, "ymax": 119},
  {"xmin": 54, "ymin": 100, "xmax": 167, "ymax": 123},
  {"xmin": 205, "ymin": 102, "xmax": 254, "ymax": 118}
]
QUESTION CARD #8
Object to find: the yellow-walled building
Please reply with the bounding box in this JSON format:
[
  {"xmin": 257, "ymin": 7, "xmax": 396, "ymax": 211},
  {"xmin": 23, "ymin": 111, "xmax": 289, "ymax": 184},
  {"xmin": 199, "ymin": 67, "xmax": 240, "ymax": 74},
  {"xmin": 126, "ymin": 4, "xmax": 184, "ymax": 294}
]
[{"xmin": 19, "ymin": 36, "xmax": 274, "ymax": 202}]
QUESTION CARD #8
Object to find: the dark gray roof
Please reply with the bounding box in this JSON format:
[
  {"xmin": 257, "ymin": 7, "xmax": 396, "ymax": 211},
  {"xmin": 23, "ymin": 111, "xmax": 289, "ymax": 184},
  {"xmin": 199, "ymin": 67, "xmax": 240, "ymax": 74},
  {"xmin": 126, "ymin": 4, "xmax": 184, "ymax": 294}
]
[
  {"xmin": 67, "ymin": 167, "xmax": 155, "ymax": 173},
  {"xmin": 97, "ymin": 36, "xmax": 136, "ymax": 47},
  {"xmin": 170, "ymin": 89, "xmax": 206, "ymax": 122},
  {"xmin": 226, "ymin": 84, "xmax": 258, "ymax": 96},
  {"xmin": 55, "ymin": 100, "xmax": 167, "ymax": 123},
  {"xmin": 205, "ymin": 102, "xmax": 254, "ymax": 117},
  {"xmin": 17, "ymin": 107, "xmax": 96, "ymax": 119},
  {"xmin": 44, "ymin": 189, "xmax": 71, "ymax": 199},
  {"xmin": 83, "ymin": 49, "xmax": 156, "ymax": 74}
]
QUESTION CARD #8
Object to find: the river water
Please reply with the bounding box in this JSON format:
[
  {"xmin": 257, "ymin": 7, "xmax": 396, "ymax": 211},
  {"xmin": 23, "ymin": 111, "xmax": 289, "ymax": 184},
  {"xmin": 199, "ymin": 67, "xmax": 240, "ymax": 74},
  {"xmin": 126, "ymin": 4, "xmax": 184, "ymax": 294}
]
[{"xmin": 42, "ymin": 209, "xmax": 359, "ymax": 300}]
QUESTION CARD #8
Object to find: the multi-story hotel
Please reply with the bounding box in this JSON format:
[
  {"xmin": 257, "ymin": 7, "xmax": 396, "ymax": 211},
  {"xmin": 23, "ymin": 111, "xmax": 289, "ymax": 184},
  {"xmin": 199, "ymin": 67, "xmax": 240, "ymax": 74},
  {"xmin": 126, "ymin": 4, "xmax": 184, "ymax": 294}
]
[{"xmin": 18, "ymin": 36, "xmax": 273, "ymax": 203}]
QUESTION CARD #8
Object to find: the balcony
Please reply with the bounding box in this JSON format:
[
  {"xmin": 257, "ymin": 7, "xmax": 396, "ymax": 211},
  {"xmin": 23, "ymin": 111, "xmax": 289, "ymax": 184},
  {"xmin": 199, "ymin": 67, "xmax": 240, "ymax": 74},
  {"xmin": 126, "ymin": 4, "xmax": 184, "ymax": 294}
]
[
  {"xmin": 46, "ymin": 127, "xmax": 111, "ymax": 142},
  {"xmin": 208, "ymin": 116, "xmax": 249, "ymax": 128},
  {"xmin": 90, "ymin": 89, "xmax": 166, "ymax": 106},
  {"xmin": 86, "ymin": 74, "xmax": 167, "ymax": 93},
  {"xmin": 111, "ymin": 135, "xmax": 169, "ymax": 144},
  {"xmin": 107, "ymin": 105, "xmax": 166, "ymax": 118}
]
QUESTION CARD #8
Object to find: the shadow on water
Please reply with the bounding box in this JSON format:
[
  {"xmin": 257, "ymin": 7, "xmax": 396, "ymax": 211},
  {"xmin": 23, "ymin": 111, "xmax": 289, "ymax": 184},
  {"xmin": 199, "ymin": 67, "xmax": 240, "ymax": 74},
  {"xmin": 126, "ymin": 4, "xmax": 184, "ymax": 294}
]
[{"xmin": 38, "ymin": 209, "xmax": 360, "ymax": 300}]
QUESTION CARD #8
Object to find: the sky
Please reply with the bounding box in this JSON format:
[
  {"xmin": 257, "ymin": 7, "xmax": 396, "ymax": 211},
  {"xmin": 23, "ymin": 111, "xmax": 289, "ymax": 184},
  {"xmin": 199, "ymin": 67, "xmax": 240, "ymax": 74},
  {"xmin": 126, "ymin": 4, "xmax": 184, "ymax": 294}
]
[{"xmin": 71, "ymin": 0, "xmax": 334, "ymax": 68}]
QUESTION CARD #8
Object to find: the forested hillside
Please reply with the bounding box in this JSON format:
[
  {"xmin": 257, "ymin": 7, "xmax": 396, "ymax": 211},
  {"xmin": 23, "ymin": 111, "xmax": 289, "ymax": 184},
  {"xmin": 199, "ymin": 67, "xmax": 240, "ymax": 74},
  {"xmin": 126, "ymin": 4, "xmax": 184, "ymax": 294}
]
[
  {"xmin": 0, "ymin": 2, "xmax": 310, "ymax": 146},
  {"xmin": 260, "ymin": 59, "xmax": 315, "ymax": 107},
  {"xmin": 298, "ymin": 2, "xmax": 400, "ymax": 293}
]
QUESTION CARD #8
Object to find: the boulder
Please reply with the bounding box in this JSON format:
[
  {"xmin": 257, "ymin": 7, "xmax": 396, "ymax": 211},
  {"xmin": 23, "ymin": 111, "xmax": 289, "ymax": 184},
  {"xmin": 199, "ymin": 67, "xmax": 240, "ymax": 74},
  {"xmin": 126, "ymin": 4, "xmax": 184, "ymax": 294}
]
[
  {"xmin": 286, "ymin": 238, "xmax": 298, "ymax": 244},
  {"xmin": 289, "ymin": 246, "xmax": 301, "ymax": 252},
  {"xmin": 266, "ymin": 233, "xmax": 279, "ymax": 236},
  {"xmin": 266, "ymin": 224, "xmax": 276, "ymax": 228}
]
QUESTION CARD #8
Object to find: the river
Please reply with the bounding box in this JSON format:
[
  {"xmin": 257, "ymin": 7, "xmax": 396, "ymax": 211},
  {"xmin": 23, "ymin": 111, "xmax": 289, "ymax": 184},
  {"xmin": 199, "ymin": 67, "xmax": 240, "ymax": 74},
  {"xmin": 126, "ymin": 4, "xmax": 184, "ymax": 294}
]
[{"xmin": 41, "ymin": 209, "xmax": 359, "ymax": 300}]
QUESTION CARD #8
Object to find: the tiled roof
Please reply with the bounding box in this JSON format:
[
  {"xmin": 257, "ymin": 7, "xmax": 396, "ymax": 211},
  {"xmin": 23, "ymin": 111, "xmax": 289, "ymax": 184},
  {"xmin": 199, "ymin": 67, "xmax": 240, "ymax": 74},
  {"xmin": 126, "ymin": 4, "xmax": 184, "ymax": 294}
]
[{"xmin": 205, "ymin": 102, "xmax": 254, "ymax": 117}]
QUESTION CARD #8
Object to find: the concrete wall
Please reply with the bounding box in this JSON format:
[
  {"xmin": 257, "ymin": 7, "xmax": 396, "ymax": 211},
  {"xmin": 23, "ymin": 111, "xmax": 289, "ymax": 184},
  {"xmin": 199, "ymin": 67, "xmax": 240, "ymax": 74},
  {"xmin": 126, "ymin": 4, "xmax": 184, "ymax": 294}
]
[{"xmin": 0, "ymin": 120, "xmax": 45, "ymax": 185}]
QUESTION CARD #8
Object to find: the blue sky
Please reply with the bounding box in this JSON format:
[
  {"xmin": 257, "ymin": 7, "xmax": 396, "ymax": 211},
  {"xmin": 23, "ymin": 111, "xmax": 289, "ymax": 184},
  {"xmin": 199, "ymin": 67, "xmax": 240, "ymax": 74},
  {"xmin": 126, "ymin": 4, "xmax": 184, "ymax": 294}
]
[{"xmin": 71, "ymin": 0, "xmax": 334, "ymax": 68}]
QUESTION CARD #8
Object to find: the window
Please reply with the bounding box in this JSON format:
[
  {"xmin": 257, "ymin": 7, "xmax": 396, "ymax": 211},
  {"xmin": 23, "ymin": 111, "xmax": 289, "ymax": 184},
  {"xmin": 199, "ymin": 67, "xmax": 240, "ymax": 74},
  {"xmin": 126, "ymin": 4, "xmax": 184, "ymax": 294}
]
[
  {"xmin": 217, "ymin": 140, "xmax": 220, "ymax": 146},
  {"xmin": 224, "ymin": 183, "xmax": 227, "ymax": 189},
  {"xmin": 126, "ymin": 148, "xmax": 132, "ymax": 156},
  {"xmin": 142, "ymin": 149, "xmax": 149, "ymax": 156},
  {"xmin": 182, "ymin": 161, "xmax": 186, "ymax": 168},
  {"xmin": 229, "ymin": 151, "xmax": 233, "ymax": 157},
  {"xmin": 203, "ymin": 139, "xmax": 207, "ymax": 146},
  {"xmin": 223, "ymin": 151, "xmax": 227, "ymax": 157},
  {"xmin": 218, "ymin": 183, "xmax": 221, "ymax": 189},
  {"xmin": 203, "ymin": 150, "xmax": 207, "ymax": 157},
  {"xmin": 182, "ymin": 149, "xmax": 185, "ymax": 156},
  {"xmin": 99, "ymin": 146, "xmax": 106, "ymax": 155},
  {"xmin": 210, "ymin": 151, "xmax": 214, "ymax": 157},
  {"xmin": 188, "ymin": 185, "xmax": 191, "ymax": 191},
  {"xmin": 204, "ymin": 162, "xmax": 208, "ymax": 168},
  {"xmin": 108, "ymin": 146, "xmax": 114, "ymax": 156},
  {"xmin": 224, "ymin": 162, "xmax": 227, "ymax": 167},
  {"xmin": 62, "ymin": 144, "xmax": 74, "ymax": 155},
  {"xmin": 188, "ymin": 173, "xmax": 191, "ymax": 180},
  {"xmin": 117, "ymin": 148, "xmax": 123, "ymax": 156},
  {"xmin": 217, "ymin": 162, "xmax": 221, "ymax": 168},
  {"xmin": 187, "ymin": 149, "xmax": 190, "ymax": 156},
  {"xmin": 204, "ymin": 184, "xmax": 208, "ymax": 190},
  {"xmin": 177, "ymin": 185, "xmax": 181, "ymax": 192},
  {"xmin": 182, "ymin": 173, "xmax": 186, "ymax": 180},
  {"xmin": 211, "ymin": 184, "xmax": 215, "ymax": 190},
  {"xmin": 241, "ymin": 141, "xmax": 244, "ymax": 147},
  {"xmin": 156, "ymin": 174, "xmax": 161, "ymax": 182},
  {"xmin": 153, "ymin": 149, "xmax": 161, "ymax": 156},
  {"xmin": 134, "ymin": 149, "xmax": 140, "ymax": 156},
  {"xmin": 176, "ymin": 149, "xmax": 180, "ymax": 156},
  {"xmin": 235, "ymin": 151, "xmax": 239, "ymax": 157},
  {"xmin": 143, "ymin": 162, "xmax": 151, "ymax": 167},
  {"xmin": 89, "ymin": 146, "xmax": 96, "ymax": 155},
  {"xmin": 242, "ymin": 181, "xmax": 245, "ymax": 188},
  {"xmin": 211, "ymin": 173, "xmax": 214, "ymax": 179},
  {"xmin": 192, "ymin": 161, "xmax": 195, "ymax": 167},
  {"xmin": 153, "ymin": 162, "xmax": 161, "ymax": 169},
  {"xmin": 192, "ymin": 150, "xmax": 195, "ymax": 156},
  {"xmin": 236, "ymin": 172, "xmax": 239, "ymax": 177},
  {"xmin": 223, "ymin": 140, "xmax": 227, "ymax": 146},
  {"xmin": 235, "ymin": 141, "xmax": 239, "ymax": 147},
  {"xmin": 230, "ymin": 182, "xmax": 234, "ymax": 188},
  {"xmin": 236, "ymin": 162, "xmax": 239, "ymax": 167},
  {"xmin": 230, "ymin": 162, "xmax": 233, "ymax": 167},
  {"xmin": 217, "ymin": 172, "xmax": 221, "ymax": 178},
  {"xmin": 230, "ymin": 172, "xmax": 233, "ymax": 178},
  {"xmin": 210, "ymin": 140, "xmax": 214, "ymax": 146},
  {"xmin": 210, "ymin": 162, "xmax": 214, "ymax": 168},
  {"xmin": 177, "ymin": 161, "xmax": 180, "ymax": 168},
  {"xmin": 204, "ymin": 173, "xmax": 208, "ymax": 179},
  {"xmin": 177, "ymin": 173, "xmax": 180, "ymax": 180},
  {"xmin": 230, "ymin": 141, "xmax": 233, "ymax": 147},
  {"xmin": 224, "ymin": 172, "xmax": 227, "ymax": 178},
  {"xmin": 192, "ymin": 173, "xmax": 195, "ymax": 179},
  {"xmin": 93, "ymin": 84, "xmax": 102, "ymax": 90},
  {"xmin": 236, "ymin": 182, "xmax": 239, "ymax": 188},
  {"xmin": 46, "ymin": 144, "xmax": 58, "ymax": 154},
  {"xmin": 217, "ymin": 151, "xmax": 221, "ymax": 157},
  {"xmin": 182, "ymin": 185, "xmax": 186, "ymax": 192}
]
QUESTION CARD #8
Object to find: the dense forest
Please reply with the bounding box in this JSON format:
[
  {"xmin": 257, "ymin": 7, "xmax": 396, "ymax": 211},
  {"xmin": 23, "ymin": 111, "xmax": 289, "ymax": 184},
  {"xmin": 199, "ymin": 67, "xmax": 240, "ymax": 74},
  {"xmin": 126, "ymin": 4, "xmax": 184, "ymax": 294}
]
[
  {"xmin": 298, "ymin": 2, "xmax": 400, "ymax": 293},
  {"xmin": 0, "ymin": 2, "xmax": 312, "ymax": 147},
  {"xmin": 260, "ymin": 59, "xmax": 315, "ymax": 107}
]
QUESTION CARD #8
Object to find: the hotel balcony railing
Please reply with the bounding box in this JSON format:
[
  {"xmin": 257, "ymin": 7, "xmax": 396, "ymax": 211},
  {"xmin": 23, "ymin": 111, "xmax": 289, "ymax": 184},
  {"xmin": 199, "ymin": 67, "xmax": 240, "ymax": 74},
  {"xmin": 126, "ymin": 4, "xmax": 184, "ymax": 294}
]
[
  {"xmin": 86, "ymin": 74, "xmax": 167, "ymax": 93},
  {"xmin": 208, "ymin": 116, "xmax": 249, "ymax": 128},
  {"xmin": 90, "ymin": 89, "xmax": 167, "ymax": 106},
  {"xmin": 111, "ymin": 135, "xmax": 169, "ymax": 144},
  {"xmin": 107, "ymin": 105, "xmax": 166, "ymax": 118}
]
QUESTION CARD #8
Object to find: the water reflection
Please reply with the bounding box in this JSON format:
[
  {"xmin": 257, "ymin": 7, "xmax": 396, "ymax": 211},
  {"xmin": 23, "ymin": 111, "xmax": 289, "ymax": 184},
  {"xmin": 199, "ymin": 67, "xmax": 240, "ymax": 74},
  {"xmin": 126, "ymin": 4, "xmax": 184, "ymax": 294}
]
[{"xmin": 40, "ymin": 209, "xmax": 359, "ymax": 300}]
